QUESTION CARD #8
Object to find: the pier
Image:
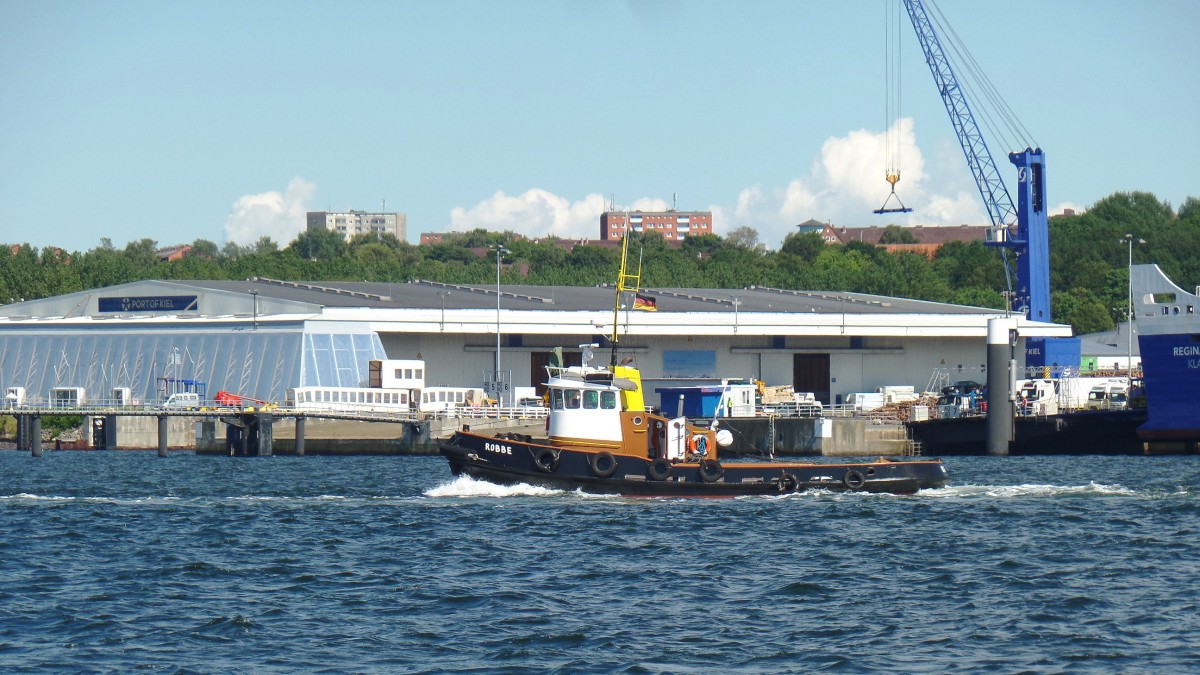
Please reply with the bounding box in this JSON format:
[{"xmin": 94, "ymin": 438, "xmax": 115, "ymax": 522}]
[{"xmin": 6, "ymin": 403, "xmax": 548, "ymax": 456}]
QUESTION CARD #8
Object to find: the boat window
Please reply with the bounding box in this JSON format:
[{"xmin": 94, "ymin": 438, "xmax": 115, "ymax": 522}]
[
  {"xmin": 583, "ymin": 390, "xmax": 599, "ymax": 409},
  {"xmin": 551, "ymin": 389, "xmax": 564, "ymax": 410},
  {"xmin": 566, "ymin": 390, "xmax": 581, "ymax": 409},
  {"xmin": 601, "ymin": 391, "xmax": 618, "ymax": 409}
]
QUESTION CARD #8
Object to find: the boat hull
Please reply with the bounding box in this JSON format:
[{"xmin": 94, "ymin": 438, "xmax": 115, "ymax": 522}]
[
  {"xmin": 1138, "ymin": 333, "xmax": 1200, "ymax": 442},
  {"xmin": 1131, "ymin": 264, "xmax": 1200, "ymax": 450},
  {"xmin": 440, "ymin": 431, "xmax": 948, "ymax": 497},
  {"xmin": 907, "ymin": 408, "xmax": 1148, "ymax": 455}
]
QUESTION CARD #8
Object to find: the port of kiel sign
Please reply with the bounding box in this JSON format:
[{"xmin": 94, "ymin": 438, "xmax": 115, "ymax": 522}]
[{"xmin": 98, "ymin": 295, "xmax": 199, "ymax": 313}]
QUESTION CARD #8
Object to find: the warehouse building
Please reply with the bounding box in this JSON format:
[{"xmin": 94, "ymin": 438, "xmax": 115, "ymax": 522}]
[{"xmin": 0, "ymin": 278, "xmax": 1071, "ymax": 408}]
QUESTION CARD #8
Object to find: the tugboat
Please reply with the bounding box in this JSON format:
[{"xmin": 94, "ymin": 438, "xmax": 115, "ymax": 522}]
[
  {"xmin": 439, "ymin": 349, "xmax": 949, "ymax": 496},
  {"xmin": 439, "ymin": 237, "xmax": 949, "ymax": 496}
]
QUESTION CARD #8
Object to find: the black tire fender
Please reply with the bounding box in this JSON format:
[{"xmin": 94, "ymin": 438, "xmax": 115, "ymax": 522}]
[
  {"xmin": 843, "ymin": 469, "xmax": 866, "ymax": 489},
  {"xmin": 533, "ymin": 448, "xmax": 560, "ymax": 473},
  {"xmin": 779, "ymin": 472, "xmax": 798, "ymax": 492},
  {"xmin": 698, "ymin": 459, "xmax": 724, "ymax": 483},
  {"xmin": 648, "ymin": 457, "xmax": 672, "ymax": 481},
  {"xmin": 589, "ymin": 451, "xmax": 618, "ymax": 478}
]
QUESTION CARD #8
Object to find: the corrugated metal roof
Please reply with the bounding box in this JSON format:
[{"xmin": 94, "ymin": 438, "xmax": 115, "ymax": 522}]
[{"xmin": 180, "ymin": 278, "xmax": 998, "ymax": 316}]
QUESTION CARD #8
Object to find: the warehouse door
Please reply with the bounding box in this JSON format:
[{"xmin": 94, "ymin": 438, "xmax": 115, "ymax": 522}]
[{"xmin": 793, "ymin": 354, "xmax": 830, "ymax": 405}]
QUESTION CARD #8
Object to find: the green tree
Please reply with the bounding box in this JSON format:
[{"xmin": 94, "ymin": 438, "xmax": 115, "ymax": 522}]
[
  {"xmin": 123, "ymin": 238, "xmax": 159, "ymax": 270},
  {"xmin": 1052, "ymin": 287, "xmax": 1113, "ymax": 335},
  {"xmin": 724, "ymin": 226, "xmax": 765, "ymax": 252},
  {"xmin": 779, "ymin": 231, "xmax": 825, "ymax": 263},
  {"xmin": 290, "ymin": 228, "xmax": 347, "ymax": 261},
  {"xmin": 189, "ymin": 239, "xmax": 220, "ymax": 258}
]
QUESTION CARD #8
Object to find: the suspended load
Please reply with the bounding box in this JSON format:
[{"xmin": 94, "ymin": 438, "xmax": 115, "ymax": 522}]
[{"xmin": 874, "ymin": 170, "xmax": 913, "ymax": 214}]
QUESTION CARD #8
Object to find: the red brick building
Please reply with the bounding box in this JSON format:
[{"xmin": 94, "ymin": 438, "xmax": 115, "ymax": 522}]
[{"xmin": 600, "ymin": 210, "xmax": 713, "ymax": 241}]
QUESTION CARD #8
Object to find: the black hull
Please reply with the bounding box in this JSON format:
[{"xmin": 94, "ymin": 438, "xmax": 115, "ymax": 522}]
[
  {"xmin": 907, "ymin": 409, "xmax": 1148, "ymax": 456},
  {"xmin": 439, "ymin": 432, "xmax": 948, "ymax": 497}
]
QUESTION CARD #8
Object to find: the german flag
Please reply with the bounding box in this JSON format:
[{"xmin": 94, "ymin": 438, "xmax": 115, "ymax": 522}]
[{"xmin": 633, "ymin": 293, "xmax": 657, "ymax": 311}]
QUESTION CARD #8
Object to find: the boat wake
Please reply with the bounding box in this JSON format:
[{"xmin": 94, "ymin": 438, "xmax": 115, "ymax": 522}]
[
  {"xmin": 423, "ymin": 475, "xmax": 565, "ymax": 499},
  {"xmin": 922, "ymin": 481, "xmax": 1141, "ymax": 499}
]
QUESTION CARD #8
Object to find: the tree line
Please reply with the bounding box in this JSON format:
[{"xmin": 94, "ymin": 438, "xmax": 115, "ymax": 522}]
[{"xmin": 1, "ymin": 191, "xmax": 1197, "ymax": 336}]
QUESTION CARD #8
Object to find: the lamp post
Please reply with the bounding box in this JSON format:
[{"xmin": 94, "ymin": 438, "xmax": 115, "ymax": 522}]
[
  {"xmin": 439, "ymin": 291, "xmax": 449, "ymax": 332},
  {"xmin": 1122, "ymin": 233, "xmax": 1145, "ymax": 390},
  {"xmin": 250, "ymin": 289, "xmax": 259, "ymax": 331},
  {"xmin": 490, "ymin": 245, "xmax": 510, "ymax": 406}
]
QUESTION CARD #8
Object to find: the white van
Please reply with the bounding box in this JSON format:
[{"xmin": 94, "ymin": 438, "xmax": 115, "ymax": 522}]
[{"xmin": 163, "ymin": 392, "xmax": 201, "ymax": 409}]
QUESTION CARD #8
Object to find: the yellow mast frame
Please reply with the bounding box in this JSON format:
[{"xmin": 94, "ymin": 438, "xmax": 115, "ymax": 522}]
[{"xmin": 609, "ymin": 235, "xmax": 642, "ymax": 366}]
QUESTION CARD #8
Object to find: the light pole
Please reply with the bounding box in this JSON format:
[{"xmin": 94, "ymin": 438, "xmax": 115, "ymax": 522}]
[
  {"xmin": 490, "ymin": 245, "xmax": 510, "ymax": 406},
  {"xmin": 439, "ymin": 291, "xmax": 449, "ymax": 332},
  {"xmin": 250, "ymin": 289, "xmax": 259, "ymax": 331},
  {"xmin": 1122, "ymin": 233, "xmax": 1145, "ymax": 390}
]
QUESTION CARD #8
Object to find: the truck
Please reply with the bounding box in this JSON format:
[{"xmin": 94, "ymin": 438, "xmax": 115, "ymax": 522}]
[
  {"xmin": 1086, "ymin": 382, "xmax": 1129, "ymax": 410},
  {"xmin": 936, "ymin": 389, "xmax": 986, "ymax": 419},
  {"xmin": 1017, "ymin": 377, "xmax": 1126, "ymax": 414}
]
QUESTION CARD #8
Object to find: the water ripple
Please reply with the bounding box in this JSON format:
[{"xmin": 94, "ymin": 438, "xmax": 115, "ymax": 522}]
[{"xmin": 2, "ymin": 453, "xmax": 1199, "ymax": 672}]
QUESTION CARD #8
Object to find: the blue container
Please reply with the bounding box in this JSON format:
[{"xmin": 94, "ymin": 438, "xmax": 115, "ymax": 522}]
[
  {"xmin": 654, "ymin": 386, "xmax": 724, "ymax": 417},
  {"xmin": 1025, "ymin": 337, "xmax": 1081, "ymax": 372}
]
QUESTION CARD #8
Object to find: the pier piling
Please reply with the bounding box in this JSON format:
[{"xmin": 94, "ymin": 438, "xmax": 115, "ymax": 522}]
[
  {"xmin": 27, "ymin": 415, "xmax": 43, "ymax": 457},
  {"xmin": 157, "ymin": 415, "xmax": 169, "ymax": 457},
  {"xmin": 986, "ymin": 317, "xmax": 1017, "ymax": 456},
  {"xmin": 295, "ymin": 416, "xmax": 306, "ymax": 456}
]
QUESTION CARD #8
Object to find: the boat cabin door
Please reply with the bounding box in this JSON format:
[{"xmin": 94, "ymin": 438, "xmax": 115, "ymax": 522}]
[{"xmin": 665, "ymin": 416, "xmax": 688, "ymax": 460}]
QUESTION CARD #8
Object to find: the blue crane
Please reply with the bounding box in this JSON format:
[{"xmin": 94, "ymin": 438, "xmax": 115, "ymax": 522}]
[{"xmin": 902, "ymin": 0, "xmax": 1051, "ymax": 324}]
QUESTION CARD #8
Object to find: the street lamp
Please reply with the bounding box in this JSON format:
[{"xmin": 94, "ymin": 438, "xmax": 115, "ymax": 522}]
[
  {"xmin": 490, "ymin": 245, "xmax": 510, "ymax": 406},
  {"xmin": 439, "ymin": 291, "xmax": 450, "ymax": 332},
  {"xmin": 249, "ymin": 289, "xmax": 259, "ymax": 331},
  {"xmin": 1122, "ymin": 233, "xmax": 1145, "ymax": 390}
]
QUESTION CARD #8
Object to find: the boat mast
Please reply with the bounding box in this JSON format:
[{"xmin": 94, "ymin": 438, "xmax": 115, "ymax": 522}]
[{"xmin": 611, "ymin": 234, "xmax": 642, "ymax": 367}]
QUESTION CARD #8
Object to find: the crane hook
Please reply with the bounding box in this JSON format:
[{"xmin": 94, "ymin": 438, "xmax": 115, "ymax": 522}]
[{"xmin": 874, "ymin": 171, "xmax": 913, "ymax": 214}]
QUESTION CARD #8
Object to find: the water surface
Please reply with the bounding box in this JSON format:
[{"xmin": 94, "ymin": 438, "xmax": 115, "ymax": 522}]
[{"xmin": 2, "ymin": 452, "xmax": 1198, "ymax": 672}]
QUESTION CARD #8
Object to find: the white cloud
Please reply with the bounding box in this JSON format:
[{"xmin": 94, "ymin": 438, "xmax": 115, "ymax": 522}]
[
  {"xmin": 727, "ymin": 117, "xmax": 987, "ymax": 248},
  {"xmin": 445, "ymin": 117, "xmax": 993, "ymax": 250},
  {"xmin": 223, "ymin": 177, "xmax": 316, "ymax": 246},
  {"xmin": 448, "ymin": 189, "xmax": 609, "ymax": 240}
]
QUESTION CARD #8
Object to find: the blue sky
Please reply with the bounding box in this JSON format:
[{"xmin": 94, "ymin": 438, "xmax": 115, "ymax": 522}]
[{"xmin": 2, "ymin": 0, "xmax": 1196, "ymax": 252}]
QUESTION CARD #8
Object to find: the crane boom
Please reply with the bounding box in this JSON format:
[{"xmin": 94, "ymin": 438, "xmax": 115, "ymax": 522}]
[{"xmin": 903, "ymin": 0, "xmax": 1051, "ymax": 323}]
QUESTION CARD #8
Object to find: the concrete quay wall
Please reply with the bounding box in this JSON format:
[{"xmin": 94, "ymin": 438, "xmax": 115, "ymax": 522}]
[
  {"xmin": 60, "ymin": 414, "xmax": 909, "ymax": 457},
  {"xmin": 710, "ymin": 417, "xmax": 914, "ymax": 457}
]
